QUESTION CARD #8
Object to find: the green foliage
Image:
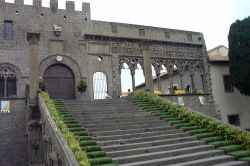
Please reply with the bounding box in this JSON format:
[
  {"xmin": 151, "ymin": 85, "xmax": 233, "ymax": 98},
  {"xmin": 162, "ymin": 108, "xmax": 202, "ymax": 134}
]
[
  {"xmin": 229, "ymin": 150, "xmax": 250, "ymax": 159},
  {"xmin": 218, "ymin": 145, "xmax": 244, "ymax": 153},
  {"xmin": 77, "ymin": 80, "xmax": 87, "ymax": 93},
  {"xmin": 209, "ymin": 140, "xmax": 234, "ymax": 148},
  {"xmin": 133, "ymin": 90, "xmax": 250, "ymax": 150},
  {"xmin": 41, "ymin": 92, "xmax": 91, "ymax": 166},
  {"xmin": 202, "ymin": 136, "xmax": 224, "ymax": 143},
  {"xmin": 228, "ymin": 16, "xmax": 250, "ymax": 95},
  {"xmin": 39, "ymin": 79, "xmax": 46, "ymax": 92},
  {"xmin": 89, "ymin": 157, "xmax": 113, "ymax": 165}
]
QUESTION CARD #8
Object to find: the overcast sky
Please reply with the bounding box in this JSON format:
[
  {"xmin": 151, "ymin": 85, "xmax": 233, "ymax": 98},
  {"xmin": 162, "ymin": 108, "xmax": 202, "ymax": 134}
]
[
  {"xmin": 5, "ymin": 0, "xmax": 250, "ymax": 92},
  {"xmin": 6, "ymin": 0, "xmax": 249, "ymax": 50}
]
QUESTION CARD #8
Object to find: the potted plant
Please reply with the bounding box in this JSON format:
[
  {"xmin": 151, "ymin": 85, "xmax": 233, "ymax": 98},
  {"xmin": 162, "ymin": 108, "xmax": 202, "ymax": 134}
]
[
  {"xmin": 39, "ymin": 79, "xmax": 46, "ymax": 92},
  {"xmin": 77, "ymin": 80, "xmax": 87, "ymax": 94}
]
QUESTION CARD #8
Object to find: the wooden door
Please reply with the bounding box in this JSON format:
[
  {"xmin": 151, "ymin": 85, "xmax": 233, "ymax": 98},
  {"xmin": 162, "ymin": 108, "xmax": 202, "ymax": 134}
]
[{"xmin": 44, "ymin": 64, "xmax": 75, "ymax": 99}]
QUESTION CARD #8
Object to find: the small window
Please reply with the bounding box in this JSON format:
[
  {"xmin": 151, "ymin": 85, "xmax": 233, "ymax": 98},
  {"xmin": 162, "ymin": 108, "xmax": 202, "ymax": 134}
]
[
  {"xmin": 223, "ymin": 75, "xmax": 234, "ymax": 93},
  {"xmin": 4, "ymin": 20, "xmax": 13, "ymax": 40},
  {"xmin": 139, "ymin": 29, "xmax": 145, "ymax": 36},
  {"xmin": 228, "ymin": 114, "xmax": 240, "ymax": 126},
  {"xmin": 7, "ymin": 78, "xmax": 17, "ymax": 97},
  {"xmin": 0, "ymin": 78, "xmax": 4, "ymax": 97}
]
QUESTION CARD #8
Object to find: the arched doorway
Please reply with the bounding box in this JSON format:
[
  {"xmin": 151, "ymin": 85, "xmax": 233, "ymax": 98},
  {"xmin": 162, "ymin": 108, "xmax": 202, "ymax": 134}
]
[
  {"xmin": 44, "ymin": 64, "xmax": 75, "ymax": 99},
  {"xmin": 93, "ymin": 72, "xmax": 108, "ymax": 99}
]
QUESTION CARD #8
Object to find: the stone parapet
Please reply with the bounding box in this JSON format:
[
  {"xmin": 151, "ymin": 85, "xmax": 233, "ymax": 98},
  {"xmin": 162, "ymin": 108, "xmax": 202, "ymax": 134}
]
[{"xmin": 38, "ymin": 96, "xmax": 78, "ymax": 166}]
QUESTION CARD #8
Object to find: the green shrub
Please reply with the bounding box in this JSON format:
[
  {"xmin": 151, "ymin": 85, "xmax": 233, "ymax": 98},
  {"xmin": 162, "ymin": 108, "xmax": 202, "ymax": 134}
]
[
  {"xmin": 41, "ymin": 92, "xmax": 90, "ymax": 166},
  {"xmin": 194, "ymin": 133, "xmax": 215, "ymax": 139},
  {"xmin": 77, "ymin": 80, "xmax": 87, "ymax": 93},
  {"xmin": 202, "ymin": 136, "xmax": 224, "ymax": 143},
  {"xmin": 229, "ymin": 150, "xmax": 250, "ymax": 159},
  {"xmin": 89, "ymin": 157, "xmax": 113, "ymax": 165},
  {"xmin": 133, "ymin": 90, "xmax": 250, "ymax": 150},
  {"xmin": 218, "ymin": 145, "xmax": 244, "ymax": 153},
  {"xmin": 209, "ymin": 140, "xmax": 234, "ymax": 148},
  {"xmin": 84, "ymin": 146, "xmax": 102, "ymax": 152}
]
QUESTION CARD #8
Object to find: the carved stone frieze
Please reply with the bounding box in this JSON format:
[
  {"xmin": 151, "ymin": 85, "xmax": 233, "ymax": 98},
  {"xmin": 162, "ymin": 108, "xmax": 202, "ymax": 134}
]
[
  {"xmin": 0, "ymin": 66, "xmax": 17, "ymax": 78},
  {"xmin": 119, "ymin": 56, "xmax": 144, "ymax": 73}
]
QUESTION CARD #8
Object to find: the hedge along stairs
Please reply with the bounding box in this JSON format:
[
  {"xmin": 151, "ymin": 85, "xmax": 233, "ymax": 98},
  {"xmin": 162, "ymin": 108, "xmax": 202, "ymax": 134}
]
[
  {"xmin": 53, "ymin": 99, "xmax": 117, "ymax": 166},
  {"xmin": 63, "ymin": 98, "xmax": 249, "ymax": 166},
  {"xmin": 129, "ymin": 91, "xmax": 250, "ymax": 165}
]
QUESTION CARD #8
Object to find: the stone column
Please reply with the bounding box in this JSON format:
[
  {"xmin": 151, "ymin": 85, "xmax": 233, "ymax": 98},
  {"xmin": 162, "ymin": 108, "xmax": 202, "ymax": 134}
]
[
  {"xmin": 141, "ymin": 45, "xmax": 153, "ymax": 91},
  {"xmin": 27, "ymin": 33, "xmax": 40, "ymax": 100},
  {"xmin": 179, "ymin": 74, "xmax": 183, "ymax": 90},
  {"xmin": 111, "ymin": 54, "xmax": 121, "ymax": 98},
  {"xmin": 156, "ymin": 71, "xmax": 161, "ymax": 91},
  {"xmin": 27, "ymin": 33, "xmax": 44, "ymax": 165},
  {"xmin": 200, "ymin": 74, "xmax": 205, "ymax": 91},
  {"xmin": 190, "ymin": 73, "xmax": 196, "ymax": 93},
  {"xmin": 130, "ymin": 68, "xmax": 136, "ymax": 91}
]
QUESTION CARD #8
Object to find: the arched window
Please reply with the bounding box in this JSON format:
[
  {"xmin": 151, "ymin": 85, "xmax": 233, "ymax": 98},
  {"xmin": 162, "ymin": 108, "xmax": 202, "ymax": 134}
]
[
  {"xmin": 0, "ymin": 66, "xmax": 17, "ymax": 97},
  {"xmin": 93, "ymin": 72, "xmax": 108, "ymax": 99}
]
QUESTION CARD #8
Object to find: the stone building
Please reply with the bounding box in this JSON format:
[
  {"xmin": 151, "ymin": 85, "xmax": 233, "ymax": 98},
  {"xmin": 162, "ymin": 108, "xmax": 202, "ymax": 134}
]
[
  {"xmin": 0, "ymin": 0, "xmax": 220, "ymax": 165},
  {"xmin": 208, "ymin": 45, "xmax": 250, "ymax": 130},
  {"xmin": 0, "ymin": 0, "xmax": 214, "ymax": 101}
]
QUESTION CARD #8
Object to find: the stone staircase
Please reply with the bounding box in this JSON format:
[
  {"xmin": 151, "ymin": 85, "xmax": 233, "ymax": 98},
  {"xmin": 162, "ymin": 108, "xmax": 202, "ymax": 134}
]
[{"xmin": 64, "ymin": 99, "xmax": 248, "ymax": 166}]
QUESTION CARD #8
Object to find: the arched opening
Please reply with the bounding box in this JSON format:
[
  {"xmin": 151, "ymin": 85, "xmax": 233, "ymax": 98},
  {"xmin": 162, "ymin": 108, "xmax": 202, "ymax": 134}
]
[
  {"xmin": 121, "ymin": 63, "xmax": 132, "ymax": 93},
  {"xmin": 135, "ymin": 63, "xmax": 145, "ymax": 87},
  {"xmin": 44, "ymin": 64, "xmax": 75, "ymax": 99},
  {"xmin": 0, "ymin": 65, "xmax": 17, "ymax": 98},
  {"xmin": 93, "ymin": 72, "xmax": 108, "ymax": 99}
]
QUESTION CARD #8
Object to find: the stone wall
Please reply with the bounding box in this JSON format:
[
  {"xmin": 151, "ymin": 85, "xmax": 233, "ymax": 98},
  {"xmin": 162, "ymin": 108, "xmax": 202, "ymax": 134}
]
[
  {"xmin": 0, "ymin": 99, "xmax": 28, "ymax": 166},
  {"xmin": 39, "ymin": 96, "xmax": 78, "ymax": 166},
  {"xmin": 0, "ymin": 0, "xmax": 207, "ymax": 100}
]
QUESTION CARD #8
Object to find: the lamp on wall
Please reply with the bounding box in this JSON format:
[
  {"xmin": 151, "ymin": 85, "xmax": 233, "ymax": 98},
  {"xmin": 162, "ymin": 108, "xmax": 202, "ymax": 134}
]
[{"xmin": 56, "ymin": 55, "xmax": 62, "ymax": 62}]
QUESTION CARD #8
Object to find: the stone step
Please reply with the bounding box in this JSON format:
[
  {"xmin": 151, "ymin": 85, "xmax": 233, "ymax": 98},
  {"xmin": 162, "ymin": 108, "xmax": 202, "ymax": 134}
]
[
  {"xmin": 76, "ymin": 116, "xmax": 161, "ymax": 124},
  {"xmin": 94, "ymin": 129, "xmax": 183, "ymax": 142},
  {"xmin": 102, "ymin": 136, "xmax": 197, "ymax": 151},
  {"xmin": 113, "ymin": 144, "xmax": 215, "ymax": 164},
  {"xmin": 86, "ymin": 123, "xmax": 170, "ymax": 132},
  {"xmin": 67, "ymin": 105, "xmax": 139, "ymax": 112},
  {"xmin": 69, "ymin": 109, "xmax": 145, "ymax": 114},
  {"xmin": 211, "ymin": 161, "xmax": 249, "ymax": 166},
  {"xmin": 71, "ymin": 112, "xmax": 151, "ymax": 119},
  {"xmin": 107, "ymin": 140, "xmax": 205, "ymax": 158},
  {"xmin": 64, "ymin": 99, "xmax": 243, "ymax": 166},
  {"xmin": 75, "ymin": 114, "xmax": 155, "ymax": 120},
  {"xmin": 98, "ymin": 132, "xmax": 190, "ymax": 146},
  {"xmin": 83, "ymin": 120, "xmax": 166, "ymax": 129},
  {"xmin": 90, "ymin": 126, "xmax": 176, "ymax": 137},
  {"xmin": 118, "ymin": 150, "xmax": 225, "ymax": 166},
  {"xmin": 167, "ymin": 155, "xmax": 236, "ymax": 166}
]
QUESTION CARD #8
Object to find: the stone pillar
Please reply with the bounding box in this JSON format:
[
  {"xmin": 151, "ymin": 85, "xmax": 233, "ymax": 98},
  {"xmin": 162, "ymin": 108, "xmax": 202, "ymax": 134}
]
[
  {"xmin": 27, "ymin": 33, "xmax": 40, "ymax": 100},
  {"xmin": 130, "ymin": 68, "xmax": 136, "ymax": 91},
  {"xmin": 180, "ymin": 74, "xmax": 183, "ymax": 90},
  {"xmin": 200, "ymin": 74, "xmax": 205, "ymax": 91},
  {"xmin": 156, "ymin": 71, "xmax": 161, "ymax": 91},
  {"xmin": 111, "ymin": 54, "xmax": 121, "ymax": 98},
  {"xmin": 141, "ymin": 45, "xmax": 153, "ymax": 91},
  {"xmin": 27, "ymin": 33, "xmax": 44, "ymax": 165},
  {"xmin": 190, "ymin": 73, "xmax": 195, "ymax": 93}
]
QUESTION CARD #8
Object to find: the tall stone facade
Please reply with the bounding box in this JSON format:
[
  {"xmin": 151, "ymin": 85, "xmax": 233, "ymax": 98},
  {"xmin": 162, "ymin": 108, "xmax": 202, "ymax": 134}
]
[{"xmin": 0, "ymin": 0, "xmax": 216, "ymax": 115}]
